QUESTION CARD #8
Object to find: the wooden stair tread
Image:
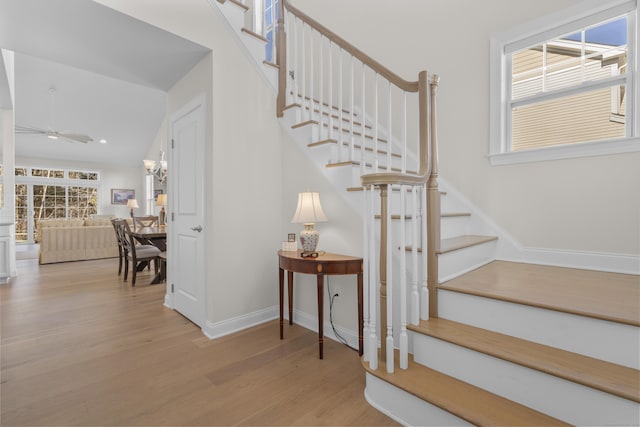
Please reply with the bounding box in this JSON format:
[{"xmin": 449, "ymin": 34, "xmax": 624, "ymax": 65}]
[
  {"xmin": 217, "ymin": 0, "xmax": 249, "ymax": 11},
  {"xmin": 262, "ymin": 60, "xmax": 278, "ymax": 69},
  {"xmin": 438, "ymin": 235, "xmax": 498, "ymax": 254},
  {"xmin": 326, "ymin": 161, "xmax": 417, "ymax": 175},
  {"xmin": 438, "ymin": 260, "xmax": 640, "ymax": 327},
  {"xmin": 362, "ymin": 354, "xmax": 571, "ymax": 426},
  {"xmin": 442, "ymin": 212, "xmax": 471, "ymax": 217},
  {"xmin": 289, "ymin": 91, "xmax": 357, "ymax": 116},
  {"xmin": 241, "ymin": 27, "xmax": 268, "ymax": 43},
  {"xmin": 347, "ymin": 186, "xmax": 446, "ymax": 195},
  {"xmin": 291, "ymin": 120, "xmax": 388, "ymax": 144},
  {"xmin": 375, "ymin": 211, "xmax": 467, "ymax": 220},
  {"xmin": 308, "ymin": 139, "xmax": 401, "ymax": 158},
  {"xmin": 409, "ymin": 318, "xmax": 640, "ymax": 403}
]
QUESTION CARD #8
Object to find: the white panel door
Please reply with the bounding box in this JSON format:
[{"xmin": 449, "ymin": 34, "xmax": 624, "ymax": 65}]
[{"xmin": 169, "ymin": 95, "xmax": 206, "ymax": 327}]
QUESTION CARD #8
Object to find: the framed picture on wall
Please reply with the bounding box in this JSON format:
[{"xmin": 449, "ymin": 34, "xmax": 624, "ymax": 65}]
[
  {"xmin": 111, "ymin": 188, "xmax": 135, "ymax": 205},
  {"xmin": 154, "ymin": 189, "xmax": 163, "ymax": 202}
]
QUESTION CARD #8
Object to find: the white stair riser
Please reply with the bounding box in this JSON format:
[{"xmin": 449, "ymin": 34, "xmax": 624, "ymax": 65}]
[
  {"xmin": 438, "ymin": 289, "xmax": 640, "ymax": 369},
  {"xmin": 211, "ymin": 0, "xmax": 244, "ymax": 33},
  {"xmin": 438, "ymin": 240, "xmax": 497, "ymax": 283},
  {"xmin": 441, "ymin": 215, "xmax": 470, "ymax": 239},
  {"xmin": 413, "ymin": 335, "xmax": 640, "ymax": 426},
  {"xmin": 365, "ymin": 374, "xmax": 472, "ymax": 427}
]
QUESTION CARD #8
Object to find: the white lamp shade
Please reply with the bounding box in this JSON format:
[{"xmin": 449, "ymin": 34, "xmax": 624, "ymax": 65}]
[
  {"xmin": 126, "ymin": 198, "xmax": 139, "ymax": 209},
  {"xmin": 156, "ymin": 194, "xmax": 167, "ymax": 207},
  {"xmin": 291, "ymin": 192, "xmax": 328, "ymax": 224},
  {"xmin": 143, "ymin": 159, "xmax": 156, "ymax": 171}
]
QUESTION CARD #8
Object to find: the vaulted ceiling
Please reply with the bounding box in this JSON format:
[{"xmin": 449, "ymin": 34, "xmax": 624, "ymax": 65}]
[{"xmin": 0, "ymin": 0, "xmax": 210, "ymax": 166}]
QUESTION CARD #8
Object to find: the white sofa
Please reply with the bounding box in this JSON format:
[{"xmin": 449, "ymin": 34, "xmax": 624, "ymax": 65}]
[{"xmin": 37, "ymin": 216, "xmax": 122, "ymax": 264}]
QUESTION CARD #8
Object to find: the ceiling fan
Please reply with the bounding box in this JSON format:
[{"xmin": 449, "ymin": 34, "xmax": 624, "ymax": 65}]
[{"xmin": 15, "ymin": 88, "xmax": 94, "ymax": 144}]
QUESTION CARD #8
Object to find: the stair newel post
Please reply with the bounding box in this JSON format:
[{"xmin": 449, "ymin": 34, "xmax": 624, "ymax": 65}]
[
  {"xmin": 399, "ymin": 184, "xmax": 408, "ymax": 369},
  {"xmin": 427, "ymin": 74, "xmax": 441, "ymax": 319},
  {"xmin": 367, "ymin": 184, "xmax": 378, "ymax": 370},
  {"xmin": 276, "ymin": 0, "xmax": 286, "ymax": 117}
]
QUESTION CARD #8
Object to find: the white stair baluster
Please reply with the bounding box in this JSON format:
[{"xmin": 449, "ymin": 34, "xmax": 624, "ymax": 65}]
[
  {"xmin": 367, "ymin": 184, "xmax": 378, "ymax": 370},
  {"xmin": 420, "ymin": 184, "xmax": 429, "ymax": 320},
  {"xmin": 400, "ymin": 184, "xmax": 408, "ymax": 369},
  {"xmin": 309, "ymin": 27, "xmax": 314, "ymax": 122},
  {"xmin": 402, "ymin": 91, "xmax": 407, "ymax": 174},
  {"xmin": 360, "ymin": 63, "xmax": 366, "ymax": 177},
  {"xmin": 411, "ymin": 186, "xmax": 419, "ymax": 325},
  {"xmin": 387, "ymin": 82, "xmax": 392, "ymax": 171},
  {"xmin": 328, "ymin": 42, "xmax": 333, "ymax": 144},
  {"xmin": 374, "ymin": 73, "xmax": 379, "ymax": 172},
  {"xmin": 349, "ymin": 55, "xmax": 355, "ymax": 161},
  {"xmin": 338, "ymin": 48, "xmax": 344, "ymax": 162},
  {"xmin": 386, "ymin": 184, "xmax": 394, "ymax": 373},
  {"xmin": 301, "ymin": 22, "xmax": 307, "ymax": 121},
  {"xmin": 318, "ymin": 35, "xmax": 324, "ymax": 139}
]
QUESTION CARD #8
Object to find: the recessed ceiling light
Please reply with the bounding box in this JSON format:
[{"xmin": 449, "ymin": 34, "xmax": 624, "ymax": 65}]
[{"xmin": 99, "ymin": 139, "xmax": 107, "ymax": 144}]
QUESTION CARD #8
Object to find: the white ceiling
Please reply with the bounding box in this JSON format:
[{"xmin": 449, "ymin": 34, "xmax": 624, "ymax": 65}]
[{"xmin": 0, "ymin": 0, "xmax": 210, "ymax": 167}]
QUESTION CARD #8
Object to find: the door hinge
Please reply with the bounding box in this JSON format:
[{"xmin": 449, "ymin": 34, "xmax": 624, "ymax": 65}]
[
  {"xmin": 171, "ymin": 283, "xmax": 174, "ymax": 293},
  {"xmin": 171, "ymin": 139, "xmax": 175, "ymax": 149},
  {"xmin": 171, "ymin": 212, "xmax": 175, "ymax": 222}
]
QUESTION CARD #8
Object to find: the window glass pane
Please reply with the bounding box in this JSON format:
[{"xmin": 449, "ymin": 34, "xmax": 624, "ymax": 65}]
[
  {"xmin": 15, "ymin": 168, "xmax": 27, "ymax": 176},
  {"xmin": 512, "ymin": 86, "xmax": 626, "ymax": 151},
  {"xmin": 69, "ymin": 171, "xmax": 99, "ymax": 180},
  {"xmin": 265, "ymin": 31, "xmax": 274, "ymax": 62},
  {"xmin": 512, "ymin": 17, "xmax": 627, "ymax": 101},
  {"xmin": 15, "ymin": 184, "xmax": 28, "ymax": 243},
  {"xmin": 68, "ymin": 186, "xmax": 98, "ymax": 219},
  {"xmin": 32, "ymin": 168, "xmax": 64, "ymax": 178}
]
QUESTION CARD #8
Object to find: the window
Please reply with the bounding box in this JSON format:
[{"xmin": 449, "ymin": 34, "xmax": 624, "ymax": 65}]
[
  {"xmin": 490, "ymin": 0, "xmax": 638, "ymax": 165},
  {"xmin": 14, "ymin": 166, "xmax": 100, "ymax": 243}
]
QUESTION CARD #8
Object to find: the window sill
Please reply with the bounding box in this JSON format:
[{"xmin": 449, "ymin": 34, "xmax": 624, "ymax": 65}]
[{"xmin": 489, "ymin": 137, "xmax": 640, "ymax": 166}]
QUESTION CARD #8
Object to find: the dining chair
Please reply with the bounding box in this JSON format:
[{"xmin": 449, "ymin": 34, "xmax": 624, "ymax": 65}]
[
  {"xmin": 115, "ymin": 219, "xmax": 160, "ymax": 286},
  {"xmin": 133, "ymin": 215, "xmax": 159, "ymax": 228},
  {"xmin": 110, "ymin": 218, "xmax": 125, "ymax": 275}
]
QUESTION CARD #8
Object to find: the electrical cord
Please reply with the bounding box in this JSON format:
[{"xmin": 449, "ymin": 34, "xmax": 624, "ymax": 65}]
[{"xmin": 327, "ymin": 277, "xmax": 358, "ymax": 353}]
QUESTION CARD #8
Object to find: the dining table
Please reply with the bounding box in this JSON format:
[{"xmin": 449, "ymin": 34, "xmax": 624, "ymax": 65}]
[{"xmin": 131, "ymin": 225, "xmax": 167, "ymax": 284}]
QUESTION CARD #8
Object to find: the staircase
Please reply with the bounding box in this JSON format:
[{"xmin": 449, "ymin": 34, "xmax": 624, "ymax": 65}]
[{"xmin": 210, "ymin": 1, "xmax": 640, "ymax": 425}]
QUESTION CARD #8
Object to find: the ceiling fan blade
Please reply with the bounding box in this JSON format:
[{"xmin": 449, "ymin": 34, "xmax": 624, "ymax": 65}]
[
  {"xmin": 58, "ymin": 133, "xmax": 92, "ymax": 144},
  {"xmin": 15, "ymin": 124, "xmax": 47, "ymax": 134}
]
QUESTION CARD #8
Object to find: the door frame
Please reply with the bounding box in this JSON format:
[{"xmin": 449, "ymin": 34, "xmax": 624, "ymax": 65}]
[{"xmin": 164, "ymin": 93, "xmax": 207, "ymax": 327}]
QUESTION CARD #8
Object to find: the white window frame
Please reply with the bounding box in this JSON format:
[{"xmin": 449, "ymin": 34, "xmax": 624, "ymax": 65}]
[{"xmin": 489, "ymin": 0, "xmax": 639, "ymax": 165}]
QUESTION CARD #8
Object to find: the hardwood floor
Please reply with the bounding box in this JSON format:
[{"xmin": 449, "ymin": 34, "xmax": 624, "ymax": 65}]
[{"xmin": 1, "ymin": 258, "xmax": 398, "ymax": 427}]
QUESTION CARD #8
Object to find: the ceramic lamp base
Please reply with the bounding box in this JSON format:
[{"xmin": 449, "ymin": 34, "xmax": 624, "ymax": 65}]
[{"xmin": 299, "ymin": 223, "xmax": 320, "ymax": 253}]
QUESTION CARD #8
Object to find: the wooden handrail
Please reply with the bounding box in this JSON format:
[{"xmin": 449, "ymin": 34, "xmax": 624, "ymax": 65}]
[{"xmin": 282, "ymin": 0, "xmax": 418, "ymax": 93}]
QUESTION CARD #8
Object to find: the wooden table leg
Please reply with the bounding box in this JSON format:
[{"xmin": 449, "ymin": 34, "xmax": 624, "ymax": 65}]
[
  {"xmin": 317, "ymin": 273, "xmax": 324, "ymax": 359},
  {"xmin": 357, "ymin": 271, "xmax": 364, "ymax": 356},
  {"xmin": 279, "ymin": 267, "xmax": 284, "ymax": 340},
  {"xmin": 287, "ymin": 271, "xmax": 294, "ymax": 325}
]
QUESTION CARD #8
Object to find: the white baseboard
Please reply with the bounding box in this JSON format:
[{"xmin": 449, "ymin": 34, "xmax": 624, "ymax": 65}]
[
  {"xmin": 518, "ymin": 247, "xmax": 640, "ymax": 275},
  {"xmin": 202, "ymin": 306, "xmax": 278, "ymax": 339}
]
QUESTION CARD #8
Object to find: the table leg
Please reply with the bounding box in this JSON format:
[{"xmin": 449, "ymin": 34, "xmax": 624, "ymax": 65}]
[
  {"xmin": 287, "ymin": 271, "xmax": 294, "ymax": 325},
  {"xmin": 317, "ymin": 273, "xmax": 324, "ymax": 359},
  {"xmin": 279, "ymin": 267, "xmax": 284, "ymax": 340},
  {"xmin": 357, "ymin": 271, "xmax": 364, "ymax": 356}
]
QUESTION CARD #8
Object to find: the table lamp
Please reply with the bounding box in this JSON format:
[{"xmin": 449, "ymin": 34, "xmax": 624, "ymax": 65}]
[
  {"xmin": 156, "ymin": 194, "xmax": 167, "ymax": 225},
  {"xmin": 291, "ymin": 191, "xmax": 327, "ymax": 256},
  {"xmin": 127, "ymin": 198, "xmax": 139, "ymax": 219}
]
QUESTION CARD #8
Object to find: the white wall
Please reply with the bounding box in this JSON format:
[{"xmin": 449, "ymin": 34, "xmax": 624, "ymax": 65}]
[
  {"xmin": 94, "ymin": 0, "xmax": 367, "ymax": 337},
  {"xmin": 293, "ymin": 0, "xmax": 639, "ymax": 258}
]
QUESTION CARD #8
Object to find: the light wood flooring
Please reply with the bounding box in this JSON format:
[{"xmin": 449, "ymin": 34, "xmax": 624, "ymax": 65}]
[{"xmin": 1, "ymin": 258, "xmax": 398, "ymax": 427}]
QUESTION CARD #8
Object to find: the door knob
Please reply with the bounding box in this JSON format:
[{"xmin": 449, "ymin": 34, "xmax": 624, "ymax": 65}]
[{"xmin": 191, "ymin": 225, "xmax": 203, "ymax": 233}]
